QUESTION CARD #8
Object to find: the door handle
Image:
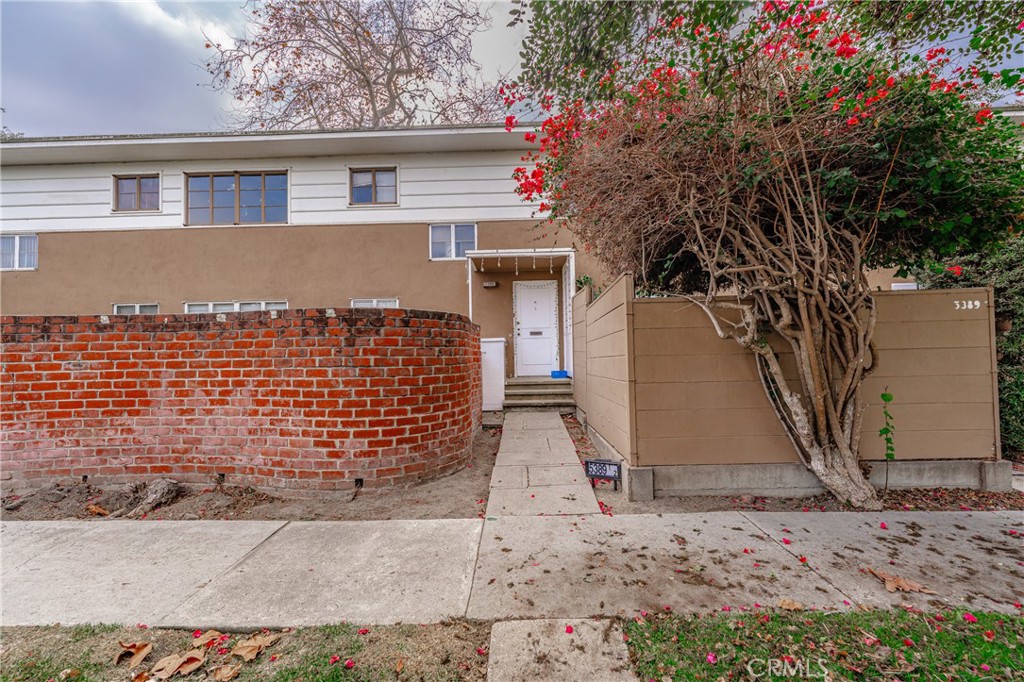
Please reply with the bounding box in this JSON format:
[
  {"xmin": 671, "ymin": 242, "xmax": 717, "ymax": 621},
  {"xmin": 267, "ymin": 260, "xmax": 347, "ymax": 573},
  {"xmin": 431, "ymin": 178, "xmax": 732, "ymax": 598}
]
[{"xmin": 530, "ymin": 331, "xmax": 543, "ymax": 336}]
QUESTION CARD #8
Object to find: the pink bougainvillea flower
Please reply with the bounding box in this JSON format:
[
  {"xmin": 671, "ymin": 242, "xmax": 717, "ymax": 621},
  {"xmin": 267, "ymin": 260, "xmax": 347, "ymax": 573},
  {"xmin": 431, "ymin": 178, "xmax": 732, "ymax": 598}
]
[
  {"xmin": 843, "ymin": 600, "xmax": 851, "ymax": 606},
  {"xmin": 783, "ymin": 538, "xmax": 792, "ymax": 545},
  {"xmin": 329, "ymin": 655, "xmax": 341, "ymax": 665},
  {"xmin": 504, "ymin": 115, "xmax": 517, "ymax": 132},
  {"xmin": 193, "ymin": 629, "xmax": 203, "ymax": 638},
  {"xmin": 706, "ymin": 652, "xmax": 718, "ymax": 664},
  {"xmin": 880, "ymin": 522, "xmax": 888, "ymax": 530},
  {"xmin": 753, "ymin": 562, "xmax": 762, "ymax": 567},
  {"xmin": 358, "ymin": 628, "xmax": 370, "ymax": 635},
  {"xmin": 946, "ymin": 265, "xmax": 963, "ymax": 277},
  {"xmin": 524, "ymin": 132, "xmax": 537, "ymax": 143},
  {"xmin": 476, "ymin": 647, "xmax": 488, "ymax": 656},
  {"xmin": 344, "ymin": 659, "xmax": 355, "ymax": 669},
  {"xmin": 983, "ymin": 630, "xmax": 995, "ymax": 640},
  {"xmin": 982, "ymin": 664, "xmax": 992, "ymax": 671},
  {"xmin": 565, "ymin": 625, "xmax": 574, "ymax": 634},
  {"xmin": 799, "ymin": 556, "xmax": 808, "ymax": 563},
  {"xmin": 269, "ymin": 654, "xmax": 279, "ymax": 662},
  {"xmin": 743, "ymin": 548, "xmax": 753, "ymax": 554},
  {"xmin": 137, "ymin": 623, "xmax": 149, "ymax": 629},
  {"xmin": 976, "ymin": 108, "xmax": 994, "ymax": 124},
  {"xmin": 664, "ymin": 605, "xmax": 672, "ymax": 611},
  {"xmin": 903, "ymin": 638, "xmax": 915, "ymax": 647},
  {"xmin": 846, "ymin": 116, "xmax": 860, "ymax": 125},
  {"xmin": 964, "ymin": 612, "xmax": 978, "ymax": 623},
  {"xmin": 217, "ymin": 647, "xmax": 229, "ymax": 655},
  {"xmin": 722, "ymin": 605, "xmax": 732, "ymax": 612}
]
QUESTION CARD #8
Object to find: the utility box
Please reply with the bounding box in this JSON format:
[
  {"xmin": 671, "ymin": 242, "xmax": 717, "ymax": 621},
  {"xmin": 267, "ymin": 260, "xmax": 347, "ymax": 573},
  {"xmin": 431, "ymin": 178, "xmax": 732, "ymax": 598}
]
[{"xmin": 481, "ymin": 338, "xmax": 507, "ymax": 411}]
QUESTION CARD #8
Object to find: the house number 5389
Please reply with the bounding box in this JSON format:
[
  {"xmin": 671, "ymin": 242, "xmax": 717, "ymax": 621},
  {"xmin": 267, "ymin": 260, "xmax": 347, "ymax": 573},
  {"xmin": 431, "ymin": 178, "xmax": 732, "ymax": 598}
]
[{"xmin": 954, "ymin": 300, "xmax": 982, "ymax": 310}]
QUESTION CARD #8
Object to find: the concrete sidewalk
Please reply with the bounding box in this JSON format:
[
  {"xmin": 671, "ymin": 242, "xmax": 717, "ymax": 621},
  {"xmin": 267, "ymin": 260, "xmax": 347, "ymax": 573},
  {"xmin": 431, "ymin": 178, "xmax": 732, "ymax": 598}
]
[
  {"xmin": 2, "ymin": 511, "xmax": 1020, "ymax": 628},
  {"xmin": 485, "ymin": 411, "xmax": 600, "ymax": 517}
]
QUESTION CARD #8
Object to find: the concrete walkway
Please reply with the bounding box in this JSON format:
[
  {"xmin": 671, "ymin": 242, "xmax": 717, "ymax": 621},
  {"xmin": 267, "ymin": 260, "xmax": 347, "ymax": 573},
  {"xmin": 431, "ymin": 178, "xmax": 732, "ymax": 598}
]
[
  {"xmin": 485, "ymin": 411, "xmax": 600, "ymax": 517},
  {"xmin": 2, "ymin": 511, "xmax": 1020, "ymax": 629}
]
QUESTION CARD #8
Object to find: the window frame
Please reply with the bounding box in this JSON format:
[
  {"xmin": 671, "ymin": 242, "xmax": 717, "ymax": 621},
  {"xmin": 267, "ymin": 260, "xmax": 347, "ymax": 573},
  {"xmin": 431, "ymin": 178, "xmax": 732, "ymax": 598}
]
[
  {"xmin": 113, "ymin": 173, "xmax": 161, "ymax": 213},
  {"xmin": 350, "ymin": 297, "xmax": 400, "ymax": 308},
  {"xmin": 348, "ymin": 166, "xmax": 399, "ymax": 207},
  {"xmin": 428, "ymin": 223, "xmax": 477, "ymax": 261},
  {"xmin": 112, "ymin": 303, "xmax": 160, "ymax": 315},
  {"xmin": 0, "ymin": 233, "xmax": 39, "ymax": 271},
  {"xmin": 184, "ymin": 300, "xmax": 288, "ymax": 313},
  {"xmin": 184, "ymin": 171, "xmax": 289, "ymax": 226}
]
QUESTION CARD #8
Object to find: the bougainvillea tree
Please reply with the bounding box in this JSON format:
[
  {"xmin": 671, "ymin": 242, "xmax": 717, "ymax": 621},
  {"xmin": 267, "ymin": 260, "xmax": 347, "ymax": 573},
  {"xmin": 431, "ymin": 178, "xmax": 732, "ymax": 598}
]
[{"xmin": 507, "ymin": 2, "xmax": 1024, "ymax": 507}]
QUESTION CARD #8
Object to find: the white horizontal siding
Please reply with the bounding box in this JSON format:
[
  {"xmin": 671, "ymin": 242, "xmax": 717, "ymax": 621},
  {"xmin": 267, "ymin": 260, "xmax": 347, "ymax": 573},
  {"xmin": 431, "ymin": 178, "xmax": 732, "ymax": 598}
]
[{"xmin": 0, "ymin": 150, "xmax": 538, "ymax": 232}]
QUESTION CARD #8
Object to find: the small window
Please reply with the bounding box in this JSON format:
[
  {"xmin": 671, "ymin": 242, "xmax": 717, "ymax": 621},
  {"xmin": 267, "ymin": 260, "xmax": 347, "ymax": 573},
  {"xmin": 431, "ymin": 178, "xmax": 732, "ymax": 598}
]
[
  {"xmin": 1, "ymin": 234, "xmax": 38, "ymax": 270},
  {"xmin": 350, "ymin": 298, "xmax": 400, "ymax": 308},
  {"xmin": 113, "ymin": 303, "xmax": 159, "ymax": 315},
  {"xmin": 185, "ymin": 300, "xmax": 287, "ymax": 313},
  {"xmin": 186, "ymin": 172, "xmax": 288, "ymax": 225},
  {"xmin": 349, "ymin": 167, "xmax": 397, "ymax": 205},
  {"xmin": 114, "ymin": 175, "xmax": 160, "ymax": 212},
  {"xmin": 430, "ymin": 223, "xmax": 476, "ymax": 260}
]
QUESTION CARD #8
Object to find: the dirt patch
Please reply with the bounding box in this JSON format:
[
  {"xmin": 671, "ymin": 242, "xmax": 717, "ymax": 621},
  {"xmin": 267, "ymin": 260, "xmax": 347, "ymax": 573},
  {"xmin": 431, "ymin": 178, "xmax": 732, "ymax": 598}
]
[
  {"xmin": 1, "ymin": 428, "xmax": 500, "ymax": 522},
  {"xmin": 0, "ymin": 621, "xmax": 491, "ymax": 681},
  {"xmin": 561, "ymin": 415, "xmax": 1024, "ymax": 513}
]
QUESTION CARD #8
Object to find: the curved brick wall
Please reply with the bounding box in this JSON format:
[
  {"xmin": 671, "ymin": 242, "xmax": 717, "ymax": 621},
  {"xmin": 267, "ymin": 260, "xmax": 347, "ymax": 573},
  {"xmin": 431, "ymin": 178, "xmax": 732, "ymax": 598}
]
[{"xmin": 0, "ymin": 308, "xmax": 481, "ymax": 494}]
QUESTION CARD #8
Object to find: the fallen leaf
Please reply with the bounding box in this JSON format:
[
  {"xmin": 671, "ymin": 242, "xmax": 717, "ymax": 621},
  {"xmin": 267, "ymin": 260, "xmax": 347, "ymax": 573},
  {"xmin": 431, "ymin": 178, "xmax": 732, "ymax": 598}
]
[
  {"xmin": 114, "ymin": 641, "xmax": 153, "ymax": 668},
  {"xmin": 132, "ymin": 672, "xmax": 152, "ymax": 682},
  {"xmin": 192, "ymin": 630, "xmax": 224, "ymax": 648},
  {"xmin": 150, "ymin": 651, "xmax": 205, "ymax": 679},
  {"xmin": 395, "ymin": 658, "xmax": 405, "ymax": 674},
  {"xmin": 86, "ymin": 503, "xmax": 110, "ymax": 516},
  {"xmin": 231, "ymin": 633, "xmax": 281, "ymax": 661},
  {"xmin": 778, "ymin": 598, "xmax": 804, "ymax": 611},
  {"xmin": 866, "ymin": 567, "xmax": 938, "ymax": 594},
  {"xmin": 210, "ymin": 664, "xmax": 243, "ymax": 681}
]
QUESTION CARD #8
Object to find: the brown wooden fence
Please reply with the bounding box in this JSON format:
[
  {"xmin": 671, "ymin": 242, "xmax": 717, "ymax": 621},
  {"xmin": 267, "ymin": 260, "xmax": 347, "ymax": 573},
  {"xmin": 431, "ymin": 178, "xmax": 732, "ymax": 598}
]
[{"xmin": 573, "ymin": 274, "xmax": 1000, "ymax": 468}]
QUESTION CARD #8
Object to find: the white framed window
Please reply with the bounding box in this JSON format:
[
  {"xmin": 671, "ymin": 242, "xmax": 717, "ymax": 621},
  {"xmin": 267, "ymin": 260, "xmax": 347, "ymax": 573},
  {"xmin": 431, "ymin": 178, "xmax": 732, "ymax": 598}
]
[
  {"xmin": 429, "ymin": 223, "xmax": 476, "ymax": 260},
  {"xmin": 114, "ymin": 303, "xmax": 159, "ymax": 315},
  {"xmin": 185, "ymin": 171, "xmax": 288, "ymax": 225},
  {"xmin": 185, "ymin": 300, "xmax": 288, "ymax": 313},
  {"xmin": 114, "ymin": 174, "xmax": 160, "ymax": 212},
  {"xmin": 350, "ymin": 298, "xmax": 400, "ymax": 308},
  {"xmin": 349, "ymin": 167, "xmax": 397, "ymax": 205},
  {"xmin": 1, "ymin": 234, "xmax": 38, "ymax": 270}
]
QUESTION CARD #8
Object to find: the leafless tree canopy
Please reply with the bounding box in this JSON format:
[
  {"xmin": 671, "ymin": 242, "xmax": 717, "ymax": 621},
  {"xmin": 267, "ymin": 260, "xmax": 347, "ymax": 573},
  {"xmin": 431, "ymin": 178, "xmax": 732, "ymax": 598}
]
[{"xmin": 205, "ymin": 0, "xmax": 504, "ymax": 130}]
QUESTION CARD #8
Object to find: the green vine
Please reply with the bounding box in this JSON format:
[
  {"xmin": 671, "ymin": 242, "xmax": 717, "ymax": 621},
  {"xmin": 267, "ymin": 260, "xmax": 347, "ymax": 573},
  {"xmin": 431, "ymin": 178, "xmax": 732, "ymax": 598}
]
[{"xmin": 879, "ymin": 388, "xmax": 896, "ymax": 493}]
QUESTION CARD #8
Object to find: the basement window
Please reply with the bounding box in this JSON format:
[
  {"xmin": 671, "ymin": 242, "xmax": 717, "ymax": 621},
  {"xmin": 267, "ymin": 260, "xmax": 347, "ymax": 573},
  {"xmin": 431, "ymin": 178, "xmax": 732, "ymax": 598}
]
[
  {"xmin": 350, "ymin": 298, "xmax": 399, "ymax": 308},
  {"xmin": 113, "ymin": 303, "xmax": 159, "ymax": 315},
  {"xmin": 185, "ymin": 300, "xmax": 288, "ymax": 313}
]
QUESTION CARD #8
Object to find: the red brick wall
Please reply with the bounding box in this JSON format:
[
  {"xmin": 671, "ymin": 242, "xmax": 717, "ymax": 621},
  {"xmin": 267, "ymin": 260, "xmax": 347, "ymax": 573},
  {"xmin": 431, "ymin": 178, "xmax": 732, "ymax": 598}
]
[{"xmin": 1, "ymin": 308, "xmax": 482, "ymax": 495}]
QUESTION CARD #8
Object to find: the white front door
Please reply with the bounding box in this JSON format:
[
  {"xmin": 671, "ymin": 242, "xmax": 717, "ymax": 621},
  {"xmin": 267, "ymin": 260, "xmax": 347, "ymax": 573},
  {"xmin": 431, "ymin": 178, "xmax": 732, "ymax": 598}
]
[{"xmin": 514, "ymin": 280, "xmax": 559, "ymax": 376}]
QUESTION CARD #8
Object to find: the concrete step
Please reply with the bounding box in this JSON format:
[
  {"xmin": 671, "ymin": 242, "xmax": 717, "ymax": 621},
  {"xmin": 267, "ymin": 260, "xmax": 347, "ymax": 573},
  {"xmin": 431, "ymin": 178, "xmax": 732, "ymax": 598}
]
[
  {"xmin": 504, "ymin": 386, "xmax": 574, "ymax": 397},
  {"xmin": 503, "ymin": 396, "xmax": 576, "ymax": 414},
  {"xmin": 504, "ymin": 376, "xmax": 572, "ymax": 386}
]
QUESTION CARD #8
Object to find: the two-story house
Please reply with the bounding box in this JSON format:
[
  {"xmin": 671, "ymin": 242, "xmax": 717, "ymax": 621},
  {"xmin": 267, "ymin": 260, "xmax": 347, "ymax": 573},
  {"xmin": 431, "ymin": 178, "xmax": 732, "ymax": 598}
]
[{"xmin": 0, "ymin": 124, "xmax": 610, "ymax": 398}]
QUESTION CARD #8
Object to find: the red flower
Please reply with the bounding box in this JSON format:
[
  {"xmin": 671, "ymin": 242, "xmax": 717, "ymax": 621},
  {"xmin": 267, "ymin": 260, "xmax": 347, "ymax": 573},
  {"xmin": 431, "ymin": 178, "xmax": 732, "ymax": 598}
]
[
  {"xmin": 846, "ymin": 116, "xmax": 860, "ymax": 126},
  {"xmin": 964, "ymin": 612, "xmax": 978, "ymax": 623},
  {"xmin": 505, "ymin": 115, "xmax": 518, "ymax": 132},
  {"xmin": 345, "ymin": 659, "xmax": 355, "ymax": 669},
  {"xmin": 329, "ymin": 655, "xmax": 341, "ymax": 665},
  {"xmin": 524, "ymin": 132, "xmax": 537, "ymax": 143},
  {"xmin": 193, "ymin": 629, "xmax": 203, "ymax": 638},
  {"xmin": 946, "ymin": 265, "xmax": 963, "ymax": 277},
  {"xmin": 565, "ymin": 625, "xmax": 574, "ymax": 634},
  {"xmin": 783, "ymin": 538, "xmax": 792, "ymax": 545},
  {"xmin": 976, "ymin": 108, "xmax": 993, "ymax": 124},
  {"xmin": 476, "ymin": 647, "xmax": 488, "ymax": 656},
  {"xmin": 879, "ymin": 522, "xmax": 888, "ymax": 530},
  {"xmin": 903, "ymin": 638, "xmax": 915, "ymax": 647},
  {"xmin": 984, "ymin": 630, "xmax": 995, "ymax": 640},
  {"xmin": 799, "ymin": 556, "xmax": 808, "ymax": 563},
  {"xmin": 358, "ymin": 628, "xmax": 370, "ymax": 635}
]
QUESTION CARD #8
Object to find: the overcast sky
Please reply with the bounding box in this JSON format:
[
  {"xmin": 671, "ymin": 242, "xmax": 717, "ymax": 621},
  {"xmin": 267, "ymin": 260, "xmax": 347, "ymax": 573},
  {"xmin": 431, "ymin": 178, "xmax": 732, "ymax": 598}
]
[{"xmin": 0, "ymin": 0, "xmax": 525, "ymax": 138}]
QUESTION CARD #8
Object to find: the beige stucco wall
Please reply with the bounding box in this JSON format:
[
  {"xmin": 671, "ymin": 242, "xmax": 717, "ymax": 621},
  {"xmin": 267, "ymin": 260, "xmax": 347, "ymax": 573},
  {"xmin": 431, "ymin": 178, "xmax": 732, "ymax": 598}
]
[{"xmin": 0, "ymin": 220, "xmax": 611, "ymax": 377}]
